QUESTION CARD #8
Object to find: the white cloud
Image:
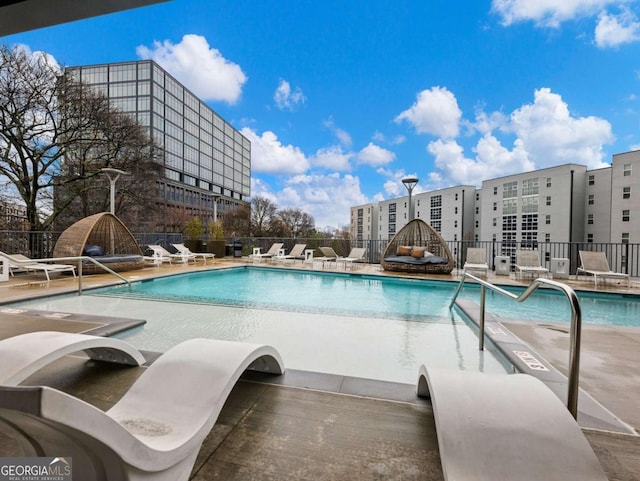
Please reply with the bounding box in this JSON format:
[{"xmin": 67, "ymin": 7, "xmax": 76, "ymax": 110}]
[
  {"xmin": 137, "ymin": 34, "xmax": 247, "ymax": 104},
  {"xmin": 395, "ymin": 87, "xmax": 462, "ymax": 139},
  {"xmin": 253, "ymin": 173, "xmax": 368, "ymax": 229},
  {"xmin": 357, "ymin": 143, "xmax": 396, "ymax": 167},
  {"xmin": 323, "ymin": 117, "xmax": 352, "ymax": 146},
  {"xmin": 491, "ymin": 0, "xmax": 619, "ymax": 28},
  {"xmin": 427, "ymin": 136, "xmax": 532, "ymax": 187},
  {"xmin": 376, "ymin": 168, "xmax": 412, "ymax": 197},
  {"xmin": 310, "ymin": 145, "xmax": 352, "ymax": 171},
  {"xmin": 241, "ymin": 128, "xmax": 310, "ymax": 175},
  {"xmin": 274, "ymin": 79, "xmax": 306, "ymax": 110},
  {"xmin": 425, "ymin": 88, "xmax": 613, "ymax": 186},
  {"xmin": 509, "ymin": 88, "xmax": 613, "ymax": 169},
  {"xmin": 595, "ymin": 8, "xmax": 640, "ymax": 47}
]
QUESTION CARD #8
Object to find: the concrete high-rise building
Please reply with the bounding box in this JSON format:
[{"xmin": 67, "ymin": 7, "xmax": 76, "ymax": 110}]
[
  {"xmin": 63, "ymin": 60, "xmax": 250, "ymax": 231},
  {"xmin": 350, "ymin": 203, "xmax": 379, "ymax": 245}
]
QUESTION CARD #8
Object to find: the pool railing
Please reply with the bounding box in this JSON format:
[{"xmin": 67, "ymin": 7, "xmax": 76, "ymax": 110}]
[{"xmin": 450, "ymin": 273, "xmax": 583, "ymax": 419}]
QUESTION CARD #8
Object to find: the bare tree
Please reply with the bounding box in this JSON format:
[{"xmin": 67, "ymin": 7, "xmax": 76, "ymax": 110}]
[
  {"xmin": 223, "ymin": 202, "xmax": 251, "ymax": 237},
  {"xmin": 276, "ymin": 208, "xmax": 315, "ymax": 238},
  {"xmin": 250, "ymin": 196, "xmax": 277, "ymax": 236},
  {"xmin": 0, "ymin": 44, "xmax": 161, "ymax": 232}
]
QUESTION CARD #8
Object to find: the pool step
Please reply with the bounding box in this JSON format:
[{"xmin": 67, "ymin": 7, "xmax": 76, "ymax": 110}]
[
  {"xmin": 418, "ymin": 366, "xmax": 608, "ymax": 481},
  {"xmin": 453, "ymin": 298, "xmax": 635, "ymax": 434}
]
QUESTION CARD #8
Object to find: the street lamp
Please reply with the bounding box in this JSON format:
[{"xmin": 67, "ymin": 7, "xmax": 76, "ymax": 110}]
[
  {"xmin": 100, "ymin": 168, "xmax": 127, "ymax": 214},
  {"xmin": 402, "ymin": 176, "xmax": 419, "ymax": 221}
]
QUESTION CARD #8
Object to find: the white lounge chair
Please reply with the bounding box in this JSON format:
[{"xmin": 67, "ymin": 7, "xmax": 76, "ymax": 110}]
[
  {"xmin": 417, "ymin": 366, "xmax": 608, "ymax": 481},
  {"xmin": 0, "ymin": 331, "xmax": 146, "ymax": 385},
  {"xmin": 463, "ymin": 248, "xmax": 489, "ymax": 277},
  {"xmin": 336, "ymin": 247, "xmax": 367, "ymax": 270},
  {"xmin": 0, "ymin": 251, "xmax": 77, "ymax": 281},
  {"xmin": 515, "ymin": 250, "xmax": 549, "ymax": 279},
  {"xmin": 250, "ymin": 242, "xmax": 283, "ymax": 262},
  {"xmin": 577, "ymin": 250, "xmax": 630, "ymax": 287},
  {"xmin": 145, "ymin": 244, "xmax": 195, "ymax": 265},
  {"xmin": 172, "ymin": 243, "xmax": 215, "ymax": 264},
  {"xmin": 316, "ymin": 246, "xmax": 339, "ymax": 268},
  {"xmin": 0, "ymin": 337, "xmax": 284, "ymax": 481},
  {"xmin": 274, "ymin": 243, "xmax": 307, "ymax": 263}
]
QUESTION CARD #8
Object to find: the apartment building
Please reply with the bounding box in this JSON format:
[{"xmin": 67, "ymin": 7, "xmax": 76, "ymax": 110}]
[
  {"xmin": 354, "ymin": 152, "xmax": 640, "ymax": 247},
  {"xmin": 414, "ymin": 186, "xmax": 476, "ymax": 243},
  {"xmin": 378, "ymin": 196, "xmax": 409, "ymax": 240},
  {"xmin": 61, "ymin": 60, "xmax": 250, "ymax": 231},
  {"xmin": 610, "ymin": 151, "xmax": 640, "ymax": 245},
  {"xmin": 350, "ymin": 203, "xmax": 379, "ymax": 246}
]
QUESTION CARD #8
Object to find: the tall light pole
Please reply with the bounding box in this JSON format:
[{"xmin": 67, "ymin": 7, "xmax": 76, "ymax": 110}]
[
  {"xmin": 402, "ymin": 176, "xmax": 419, "ymax": 221},
  {"xmin": 100, "ymin": 168, "xmax": 127, "ymax": 214}
]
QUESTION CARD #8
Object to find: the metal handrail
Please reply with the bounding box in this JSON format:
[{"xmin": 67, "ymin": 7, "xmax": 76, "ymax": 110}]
[
  {"xmin": 11, "ymin": 256, "xmax": 131, "ymax": 294},
  {"xmin": 450, "ymin": 272, "xmax": 583, "ymax": 419}
]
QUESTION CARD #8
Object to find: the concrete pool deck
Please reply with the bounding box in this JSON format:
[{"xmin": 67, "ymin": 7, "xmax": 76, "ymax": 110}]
[{"xmin": 1, "ymin": 258, "xmax": 639, "ymax": 479}]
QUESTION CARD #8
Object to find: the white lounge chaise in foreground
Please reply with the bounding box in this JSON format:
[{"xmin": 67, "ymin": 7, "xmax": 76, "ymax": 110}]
[
  {"xmin": 577, "ymin": 250, "xmax": 630, "ymax": 287},
  {"xmin": 0, "ymin": 331, "xmax": 146, "ymax": 385},
  {"xmin": 417, "ymin": 366, "xmax": 608, "ymax": 481},
  {"xmin": 0, "ymin": 337, "xmax": 284, "ymax": 481}
]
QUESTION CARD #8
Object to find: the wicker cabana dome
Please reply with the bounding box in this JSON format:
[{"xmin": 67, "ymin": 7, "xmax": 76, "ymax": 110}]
[
  {"xmin": 53, "ymin": 212, "xmax": 143, "ymax": 273},
  {"xmin": 381, "ymin": 218, "xmax": 454, "ymax": 274}
]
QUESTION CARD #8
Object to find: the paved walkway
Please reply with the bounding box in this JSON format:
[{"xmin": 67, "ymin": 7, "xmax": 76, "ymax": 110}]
[{"xmin": 1, "ymin": 259, "xmax": 639, "ymax": 479}]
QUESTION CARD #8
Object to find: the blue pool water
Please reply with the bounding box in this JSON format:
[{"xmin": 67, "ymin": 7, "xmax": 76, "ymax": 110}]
[
  {"xmin": 12, "ymin": 267, "xmax": 639, "ymax": 383},
  {"xmin": 94, "ymin": 267, "xmax": 640, "ymax": 327}
]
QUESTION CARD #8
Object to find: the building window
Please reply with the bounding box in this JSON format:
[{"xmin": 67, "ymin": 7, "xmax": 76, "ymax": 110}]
[
  {"xmin": 588, "ymin": 175, "xmax": 595, "ymax": 185},
  {"xmin": 455, "ymin": 193, "xmax": 458, "ymax": 201},
  {"xmin": 545, "ymin": 214, "xmax": 551, "ymax": 225},
  {"xmin": 454, "ymin": 220, "xmax": 458, "ymax": 228},
  {"xmin": 475, "ymin": 206, "xmax": 479, "ymax": 214},
  {"xmin": 545, "ymin": 233, "xmax": 550, "ymax": 242},
  {"xmin": 503, "ymin": 181, "xmax": 517, "ymax": 199},
  {"xmin": 493, "ymin": 202, "xmax": 497, "ymax": 211},
  {"xmin": 454, "ymin": 207, "xmax": 458, "ymax": 214},
  {"xmin": 503, "ymin": 198, "xmax": 517, "ymax": 215},
  {"xmin": 492, "ymin": 217, "xmax": 497, "ymax": 227},
  {"xmin": 546, "ymin": 177, "xmax": 552, "ymax": 188},
  {"xmin": 622, "ymin": 233, "xmax": 630, "ymax": 244},
  {"xmin": 587, "ymin": 233, "xmax": 594, "ymax": 243},
  {"xmin": 476, "ymin": 192, "xmax": 480, "ymax": 201},
  {"xmin": 546, "ymin": 196, "xmax": 551, "ymax": 206},
  {"xmin": 623, "ymin": 187, "xmax": 631, "ymax": 199},
  {"xmin": 475, "ymin": 220, "xmax": 479, "ymax": 228},
  {"xmin": 522, "ymin": 178, "xmax": 539, "ymax": 196},
  {"xmin": 588, "ymin": 194, "xmax": 594, "ymax": 205},
  {"xmin": 587, "ymin": 214, "xmax": 594, "ymax": 225},
  {"xmin": 431, "ymin": 195, "xmax": 442, "ymax": 208},
  {"xmin": 622, "ymin": 209, "xmax": 630, "ymax": 222},
  {"xmin": 623, "ymin": 164, "xmax": 632, "ymax": 176},
  {"xmin": 493, "ymin": 186, "xmax": 497, "ymax": 195},
  {"xmin": 522, "ymin": 196, "xmax": 538, "ymax": 213}
]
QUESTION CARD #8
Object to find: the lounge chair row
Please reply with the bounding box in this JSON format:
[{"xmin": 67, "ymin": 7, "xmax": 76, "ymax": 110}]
[
  {"xmin": 249, "ymin": 243, "xmax": 367, "ymax": 269},
  {"xmin": 144, "ymin": 243, "xmax": 215, "ymax": 266},
  {"xmin": 0, "ymin": 331, "xmax": 607, "ymax": 481},
  {"xmin": 462, "ymin": 249, "xmax": 630, "ymax": 287}
]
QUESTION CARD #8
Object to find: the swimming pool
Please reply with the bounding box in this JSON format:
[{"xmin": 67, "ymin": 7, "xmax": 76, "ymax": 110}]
[
  {"xmin": 94, "ymin": 267, "xmax": 640, "ymax": 327},
  {"xmin": 12, "ymin": 267, "xmax": 639, "ymax": 383}
]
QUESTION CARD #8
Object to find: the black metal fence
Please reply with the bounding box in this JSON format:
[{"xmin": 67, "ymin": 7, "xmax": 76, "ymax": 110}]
[{"xmin": 1, "ymin": 230, "xmax": 638, "ymax": 277}]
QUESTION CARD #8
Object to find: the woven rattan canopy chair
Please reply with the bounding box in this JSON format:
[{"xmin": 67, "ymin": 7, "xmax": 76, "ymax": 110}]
[
  {"xmin": 53, "ymin": 212, "xmax": 144, "ymax": 273},
  {"xmin": 381, "ymin": 219, "xmax": 454, "ymax": 274}
]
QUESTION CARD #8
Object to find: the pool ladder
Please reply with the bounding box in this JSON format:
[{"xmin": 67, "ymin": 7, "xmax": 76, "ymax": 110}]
[{"xmin": 450, "ymin": 273, "xmax": 583, "ymax": 419}]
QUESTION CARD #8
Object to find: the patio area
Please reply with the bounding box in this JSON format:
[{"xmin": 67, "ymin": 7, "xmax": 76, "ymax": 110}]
[{"xmin": 0, "ymin": 258, "xmax": 639, "ymax": 480}]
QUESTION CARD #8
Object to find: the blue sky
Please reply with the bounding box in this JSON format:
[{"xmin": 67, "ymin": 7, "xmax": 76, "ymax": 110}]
[{"xmin": 5, "ymin": 0, "xmax": 640, "ymax": 229}]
